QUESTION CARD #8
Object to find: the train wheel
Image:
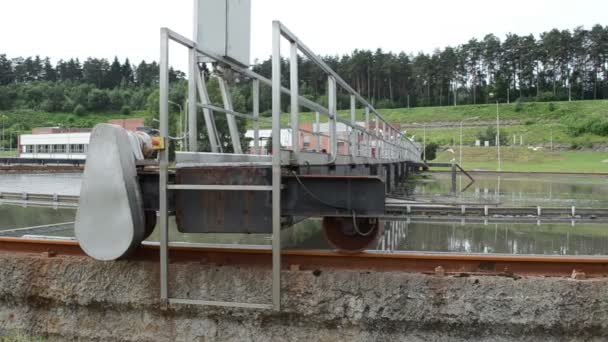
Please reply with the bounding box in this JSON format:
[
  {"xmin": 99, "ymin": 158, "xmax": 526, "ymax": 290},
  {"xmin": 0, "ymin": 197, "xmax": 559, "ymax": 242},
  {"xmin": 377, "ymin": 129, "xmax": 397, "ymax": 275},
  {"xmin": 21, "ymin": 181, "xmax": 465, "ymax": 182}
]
[
  {"xmin": 322, "ymin": 216, "xmax": 383, "ymax": 253},
  {"xmin": 143, "ymin": 210, "xmax": 157, "ymax": 240}
]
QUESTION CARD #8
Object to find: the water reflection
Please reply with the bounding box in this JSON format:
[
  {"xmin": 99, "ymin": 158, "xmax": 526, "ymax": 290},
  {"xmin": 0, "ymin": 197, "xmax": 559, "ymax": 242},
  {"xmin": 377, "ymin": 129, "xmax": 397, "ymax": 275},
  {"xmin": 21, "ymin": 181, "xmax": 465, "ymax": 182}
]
[
  {"xmin": 415, "ymin": 173, "xmax": 608, "ymax": 207},
  {"xmin": 376, "ymin": 219, "xmax": 608, "ymax": 256},
  {"xmin": 282, "ymin": 218, "xmax": 608, "ymax": 256},
  {"xmin": 0, "ymin": 173, "xmax": 81, "ymax": 195},
  {"xmin": 0, "ymin": 204, "xmax": 75, "ymax": 230},
  {"xmin": 2, "ymin": 172, "xmax": 608, "ymax": 256},
  {"xmin": 2, "ymin": 203, "xmax": 608, "ymax": 256}
]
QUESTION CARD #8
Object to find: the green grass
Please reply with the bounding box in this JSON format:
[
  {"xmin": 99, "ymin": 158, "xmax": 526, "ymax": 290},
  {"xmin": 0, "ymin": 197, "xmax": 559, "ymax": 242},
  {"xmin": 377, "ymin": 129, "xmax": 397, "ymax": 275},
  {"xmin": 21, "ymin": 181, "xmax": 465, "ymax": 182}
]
[
  {"xmin": 405, "ymin": 124, "xmax": 605, "ymax": 146},
  {"xmin": 375, "ymin": 99, "xmax": 608, "ymax": 124},
  {"xmin": 0, "ymin": 331, "xmax": 46, "ymax": 342},
  {"xmin": 0, "ymin": 150, "xmax": 17, "ymax": 157},
  {"xmin": 254, "ymin": 100, "xmax": 608, "ymax": 149},
  {"xmin": 259, "ymin": 99, "xmax": 608, "ymax": 128},
  {"xmin": 435, "ymin": 146, "xmax": 608, "ymax": 173}
]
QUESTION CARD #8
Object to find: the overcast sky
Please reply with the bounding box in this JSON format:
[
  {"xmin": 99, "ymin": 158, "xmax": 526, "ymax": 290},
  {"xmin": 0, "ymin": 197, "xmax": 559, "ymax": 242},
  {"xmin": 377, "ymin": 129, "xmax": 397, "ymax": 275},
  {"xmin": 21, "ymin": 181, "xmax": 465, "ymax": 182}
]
[{"xmin": 1, "ymin": 0, "xmax": 606, "ymax": 71}]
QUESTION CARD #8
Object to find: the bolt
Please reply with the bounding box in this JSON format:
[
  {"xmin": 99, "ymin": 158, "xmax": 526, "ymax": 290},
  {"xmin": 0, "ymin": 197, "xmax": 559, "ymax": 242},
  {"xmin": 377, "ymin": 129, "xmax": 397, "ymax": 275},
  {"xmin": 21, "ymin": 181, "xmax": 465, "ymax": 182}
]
[{"xmin": 571, "ymin": 269, "xmax": 586, "ymax": 280}]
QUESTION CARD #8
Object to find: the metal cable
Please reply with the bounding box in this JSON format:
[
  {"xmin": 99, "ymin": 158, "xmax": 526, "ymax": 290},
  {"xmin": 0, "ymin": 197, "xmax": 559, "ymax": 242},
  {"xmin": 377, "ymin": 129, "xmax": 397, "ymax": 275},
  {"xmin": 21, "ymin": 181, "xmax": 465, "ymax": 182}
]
[{"xmin": 290, "ymin": 171, "xmax": 374, "ymax": 236}]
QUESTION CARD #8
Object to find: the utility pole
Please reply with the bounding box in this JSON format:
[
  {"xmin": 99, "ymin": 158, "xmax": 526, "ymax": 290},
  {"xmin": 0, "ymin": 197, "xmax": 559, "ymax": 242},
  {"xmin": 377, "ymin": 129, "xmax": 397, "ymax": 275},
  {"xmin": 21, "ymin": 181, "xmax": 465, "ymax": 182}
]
[
  {"xmin": 423, "ymin": 124, "xmax": 426, "ymax": 161},
  {"xmin": 1, "ymin": 115, "xmax": 4, "ymax": 152},
  {"xmin": 496, "ymin": 100, "xmax": 501, "ymax": 172},
  {"xmin": 460, "ymin": 116, "xmax": 478, "ymax": 168}
]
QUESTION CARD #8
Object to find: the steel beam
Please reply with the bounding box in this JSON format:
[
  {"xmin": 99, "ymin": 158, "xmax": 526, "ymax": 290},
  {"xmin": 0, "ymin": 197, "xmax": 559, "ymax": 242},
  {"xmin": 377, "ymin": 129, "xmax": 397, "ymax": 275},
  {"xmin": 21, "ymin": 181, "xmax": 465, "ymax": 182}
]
[
  {"xmin": 195, "ymin": 70, "xmax": 221, "ymax": 152},
  {"xmin": 290, "ymin": 42, "xmax": 299, "ymax": 156},
  {"xmin": 350, "ymin": 95, "xmax": 357, "ymax": 157},
  {"xmin": 218, "ymin": 77, "xmax": 242, "ymax": 154},
  {"xmin": 271, "ymin": 20, "xmax": 282, "ymax": 311},
  {"xmin": 188, "ymin": 48, "xmax": 199, "ymax": 152},
  {"xmin": 328, "ymin": 76, "xmax": 337, "ymax": 159},
  {"xmin": 158, "ymin": 28, "xmax": 170, "ymax": 304},
  {"xmin": 253, "ymin": 79, "xmax": 260, "ymax": 154}
]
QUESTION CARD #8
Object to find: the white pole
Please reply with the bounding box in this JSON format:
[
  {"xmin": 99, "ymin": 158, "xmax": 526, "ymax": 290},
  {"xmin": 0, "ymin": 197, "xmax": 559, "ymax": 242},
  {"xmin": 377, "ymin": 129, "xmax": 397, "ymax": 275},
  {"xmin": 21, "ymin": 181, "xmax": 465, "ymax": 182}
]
[
  {"xmin": 496, "ymin": 100, "xmax": 501, "ymax": 172},
  {"xmin": 459, "ymin": 121, "xmax": 463, "ymax": 166},
  {"xmin": 423, "ymin": 124, "xmax": 426, "ymax": 161}
]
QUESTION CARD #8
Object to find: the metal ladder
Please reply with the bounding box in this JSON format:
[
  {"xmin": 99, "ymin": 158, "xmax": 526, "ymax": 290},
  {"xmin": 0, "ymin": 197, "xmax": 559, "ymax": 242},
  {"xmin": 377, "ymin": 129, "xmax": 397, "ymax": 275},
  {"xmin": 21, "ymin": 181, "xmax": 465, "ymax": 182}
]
[{"xmin": 158, "ymin": 28, "xmax": 281, "ymax": 310}]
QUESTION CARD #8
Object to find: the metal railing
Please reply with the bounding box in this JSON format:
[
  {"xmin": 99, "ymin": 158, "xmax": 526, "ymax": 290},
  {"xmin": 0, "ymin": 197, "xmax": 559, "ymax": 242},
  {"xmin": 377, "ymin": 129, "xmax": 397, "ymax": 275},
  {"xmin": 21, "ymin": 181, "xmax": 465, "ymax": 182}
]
[
  {"xmin": 158, "ymin": 21, "xmax": 421, "ymax": 311},
  {"xmin": 273, "ymin": 21, "xmax": 419, "ymax": 163}
]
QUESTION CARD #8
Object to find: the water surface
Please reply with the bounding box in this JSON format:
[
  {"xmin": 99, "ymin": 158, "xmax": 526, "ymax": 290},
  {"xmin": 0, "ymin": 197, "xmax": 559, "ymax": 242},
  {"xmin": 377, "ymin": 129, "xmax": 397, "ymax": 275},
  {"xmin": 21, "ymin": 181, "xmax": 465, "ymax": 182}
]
[{"xmin": 2, "ymin": 172, "xmax": 608, "ymax": 256}]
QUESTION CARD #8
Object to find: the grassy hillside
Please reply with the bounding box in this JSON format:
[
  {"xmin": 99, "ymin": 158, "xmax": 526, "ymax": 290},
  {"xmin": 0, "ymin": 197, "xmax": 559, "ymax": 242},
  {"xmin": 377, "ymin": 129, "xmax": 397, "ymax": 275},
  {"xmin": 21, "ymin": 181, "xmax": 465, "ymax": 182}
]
[
  {"xmin": 271, "ymin": 99, "xmax": 606, "ymax": 148},
  {"xmin": 435, "ymin": 147, "xmax": 608, "ymax": 173},
  {"xmin": 376, "ymin": 99, "xmax": 608, "ymax": 124},
  {"xmin": 2, "ymin": 99, "xmax": 606, "ymax": 150},
  {"xmin": 266, "ymin": 99, "xmax": 608, "ymax": 127}
]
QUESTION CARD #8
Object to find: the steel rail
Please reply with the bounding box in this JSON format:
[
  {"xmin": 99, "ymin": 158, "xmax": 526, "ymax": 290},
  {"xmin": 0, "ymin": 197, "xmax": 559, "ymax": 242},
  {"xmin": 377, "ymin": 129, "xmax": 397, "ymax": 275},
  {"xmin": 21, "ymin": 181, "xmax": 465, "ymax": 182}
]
[{"xmin": 2, "ymin": 237, "xmax": 608, "ymax": 277}]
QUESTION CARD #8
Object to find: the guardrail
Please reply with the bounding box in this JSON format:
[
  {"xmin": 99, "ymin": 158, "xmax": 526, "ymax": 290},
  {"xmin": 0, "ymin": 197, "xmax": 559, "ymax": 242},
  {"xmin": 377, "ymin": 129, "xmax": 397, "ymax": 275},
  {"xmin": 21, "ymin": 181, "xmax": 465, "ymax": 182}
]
[{"xmin": 0, "ymin": 192, "xmax": 79, "ymax": 207}]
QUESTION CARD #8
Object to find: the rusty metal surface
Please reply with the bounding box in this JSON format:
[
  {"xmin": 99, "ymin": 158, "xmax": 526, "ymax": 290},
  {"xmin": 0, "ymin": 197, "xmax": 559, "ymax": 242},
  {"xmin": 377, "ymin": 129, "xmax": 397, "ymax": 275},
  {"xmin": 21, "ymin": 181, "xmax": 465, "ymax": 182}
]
[
  {"xmin": 175, "ymin": 166, "xmax": 272, "ymax": 233},
  {"xmin": 282, "ymin": 175, "xmax": 386, "ymax": 217},
  {"xmin": 3, "ymin": 237, "xmax": 608, "ymax": 277},
  {"xmin": 322, "ymin": 217, "xmax": 383, "ymax": 253}
]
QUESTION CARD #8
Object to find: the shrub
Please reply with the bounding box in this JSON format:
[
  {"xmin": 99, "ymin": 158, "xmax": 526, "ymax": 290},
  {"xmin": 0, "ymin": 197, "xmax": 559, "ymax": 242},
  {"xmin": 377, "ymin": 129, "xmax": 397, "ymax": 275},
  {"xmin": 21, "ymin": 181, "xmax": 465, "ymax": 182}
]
[
  {"xmin": 548, "ymin": 102, "xmax": 556, "ymax": 112},
  {"xmin": 424, "ymin": 142, "xmax": 439, "ymax": 161},
  {"xmin": 562, "ymin": 114, "xmax": 608, "ymax": 137},
  {"xmin": 476, "ymin": 125, "xmax": 508, "ymax": 146},
  {"xmin": 109, "ymin": 88, "xmax": 124, "ymax": 110},
  {"xmin": 514, "ymin": 99, "xmax": 524, "ymax": 112},
  {"xmin": 121, "ymin": 105, "xmax": 132, "ymax": 115},
  {"xmin": 73, "ymin": 104, "xmax": 86, "ymax": 116},
  {"xmin": 537, "ymin": 91, "xmax": 557, "ymax": 102},
  {"xmin": 375, "ymin": 99, "xmax": 394, "ymax": 109},
  {"xmin": 87, "ymin": 88, "xmax": 110, "ymax": 111}
]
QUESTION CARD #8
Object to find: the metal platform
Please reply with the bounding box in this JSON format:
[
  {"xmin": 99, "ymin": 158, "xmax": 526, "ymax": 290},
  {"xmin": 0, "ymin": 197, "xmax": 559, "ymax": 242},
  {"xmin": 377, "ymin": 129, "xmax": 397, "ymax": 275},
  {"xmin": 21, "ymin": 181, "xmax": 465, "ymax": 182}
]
[{"xmin": 156, "ymin": 22, "xmax": 421, "ymax": 311}]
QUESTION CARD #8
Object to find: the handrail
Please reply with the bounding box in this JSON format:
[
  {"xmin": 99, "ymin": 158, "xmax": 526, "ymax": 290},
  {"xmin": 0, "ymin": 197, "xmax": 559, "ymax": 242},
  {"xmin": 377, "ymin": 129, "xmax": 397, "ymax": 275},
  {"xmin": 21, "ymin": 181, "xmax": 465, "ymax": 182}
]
[
  {"xmin": 161, "ymin": 27, "xmax": 419, "ymax": 161},
  {"xmin": 277, "ymin": 22, "xmax": 406, "ymax": 141}
]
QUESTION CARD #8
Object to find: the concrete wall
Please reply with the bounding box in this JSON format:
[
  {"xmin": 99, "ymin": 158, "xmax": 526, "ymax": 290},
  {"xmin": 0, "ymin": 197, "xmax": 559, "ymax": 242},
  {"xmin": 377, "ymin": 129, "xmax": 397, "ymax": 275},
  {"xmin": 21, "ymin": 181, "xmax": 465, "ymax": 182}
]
[{"xmin": 1, "ymin": 253, "xmax": 608, "ymax": 341}]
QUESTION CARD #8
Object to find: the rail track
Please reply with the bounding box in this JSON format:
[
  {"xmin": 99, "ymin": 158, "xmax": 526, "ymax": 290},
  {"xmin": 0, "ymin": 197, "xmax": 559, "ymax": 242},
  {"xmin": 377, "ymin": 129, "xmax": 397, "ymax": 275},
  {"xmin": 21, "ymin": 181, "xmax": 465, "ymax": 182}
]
[{"xmin": 2, "ymin": 236, "xmax": 608, "ymax": 278}]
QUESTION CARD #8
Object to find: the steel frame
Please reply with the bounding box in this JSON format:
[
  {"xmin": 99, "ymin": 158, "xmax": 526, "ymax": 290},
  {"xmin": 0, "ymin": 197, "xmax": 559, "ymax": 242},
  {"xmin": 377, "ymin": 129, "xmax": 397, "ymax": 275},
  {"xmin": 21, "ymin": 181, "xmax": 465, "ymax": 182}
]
[{"xmin": 158, "ymin": 22, "xmax": 421, "ymax": 311}]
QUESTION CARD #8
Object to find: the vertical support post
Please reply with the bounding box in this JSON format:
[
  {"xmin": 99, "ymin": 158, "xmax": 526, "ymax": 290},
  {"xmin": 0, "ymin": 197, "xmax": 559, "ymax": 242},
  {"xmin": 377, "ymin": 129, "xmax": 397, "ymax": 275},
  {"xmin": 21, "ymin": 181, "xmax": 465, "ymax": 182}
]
[
  {"xmin": 393, "ymin": 131, "xmax": 396, "ymax": 159},
  {"xmin": 314, "ymin": 112, "xmax": 321, "ymax": 151},
  {"xmin": 496, "ymin": 101, "xmax": 501, "ymax": 171},
  {"xmin": 159, "ymin": 28, "xmax": 170, "ymax": 304},
  {"xmin": 253, "ymin": 79, "xmax": 260, "ymax": 154},
  {"xmin": 328, "ymin": 76, "xmax": 337, "ymax": 157},
  {"xmin": 365, "ymin": 107, "xmax": 370, "ymax": 157},
  {"xmin": 188, "ymin": 48, "xmax": 198, "ymax": 152},
  {"xmin": 382, "ymin": 122, "xmax": 387, "ymax": 159},
  {"xmin": 374, "ymin": 115, "xmax": 379, "ymax": 159},
  {"xmin": 183, "ymin": 100, "xmax": 188, "ymax": 151},
  {"xmin": 271, "ymin": 20, "xmax": 282, "ymax": 311},
  {"xmin": 451, "ymin": 161, "xmax": 457, "ymax": 194},
  {"xmin": 423, "ymin": 124, "xmax": 426, "ymax": 161},
  {"xmin": 196, "ymin": 71, "xmax": 221, "ymax": 152},
  {"xmin": 218, "ymin": 78, "xmax": 243, "ymax": 154},
  {"xmin": 290, "ymin": 42, "xmax": 299, "ymax": 156},
  {"xmin": 350, "ymin": 95, "xmax": 356, "ymax": 157}
]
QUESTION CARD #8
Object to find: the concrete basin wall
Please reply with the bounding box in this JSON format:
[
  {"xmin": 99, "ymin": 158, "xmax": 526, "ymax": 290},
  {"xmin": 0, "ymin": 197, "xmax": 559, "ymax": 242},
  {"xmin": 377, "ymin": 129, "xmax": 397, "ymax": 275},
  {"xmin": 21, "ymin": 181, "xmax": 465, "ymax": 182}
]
[{"xmin": 1, "ymin": 253, "xmax": 607, "ymax": 341}]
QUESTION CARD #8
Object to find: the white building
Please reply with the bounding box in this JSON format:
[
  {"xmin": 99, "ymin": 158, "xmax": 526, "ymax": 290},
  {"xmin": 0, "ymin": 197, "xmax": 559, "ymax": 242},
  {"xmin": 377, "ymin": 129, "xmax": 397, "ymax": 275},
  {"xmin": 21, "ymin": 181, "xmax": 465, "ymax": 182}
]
[
  {"xmin": 19, "ymin": 132, "xmax": 91, "ymax": 160},
  {"xmin": 244, "ymin": 128, "xmax": 292, "ymax": 154}
]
